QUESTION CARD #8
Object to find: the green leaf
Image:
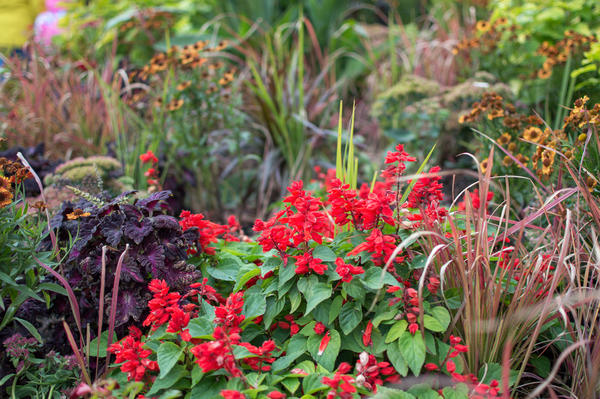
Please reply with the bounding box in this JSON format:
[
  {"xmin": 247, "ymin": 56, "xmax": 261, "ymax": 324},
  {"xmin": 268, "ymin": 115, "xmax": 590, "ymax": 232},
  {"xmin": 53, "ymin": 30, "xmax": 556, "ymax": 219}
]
[
  {"xmin": 281, "ymin": 377, "xmax": 301, "ymax": 394},
  {"xmin": 373, "ymin": 309, "xmax": 396, "ymax": 327},
  {"xmin": 385, "ymin": 320, "xmax": 408, "ymax": 343},
  {"xmin": 338, "ymin": 302, "xmax": 362, "ymax": 335},
  {"xmin": 328, "ymin": 295, "xmax": 344, "ymax": 324},
  {"xmin": 312, "ymin": 245, "xmax": 337, "ymax": 262},
  {"xmin": 362, "ymin": 267, "xmax": 397, "ymax": 290},
  {"xmin": 387, "ymin": 341, "xmax": 408, "ymax": 377},
  {"xmin": 14, "ymin": 317, "xmax": 42, "ymax": 344},
  {"xmin": 372, "ymin": 386, "xmax": 415, "ymax": 398},
  {"xmin": 0, "ymin": 373, "xmax": 14, "ymax": 387},
  {"xmin": 444, "ymin": 288, "xmax": 462, "ymax": 310},
  {"xmin": 398, "ymin": 331, "xmax": 426, "ymax": 376},
  {"xmin": 234, "ymin": 267, "xmax": 261, "ymax": 292},
  {"xmin": 148, "ymin": 364, "xmax": 186, "ymax": 395},
  {"xmin": 302, "ymin": 373, "xmax": 329, "ymax": 395},
  {"xmin": 87, "ymin": 330, "xmax": 118, "ymax": 357},
  {"xmin": 243, "ymin": 286, "xmax": 267, "ymax": 319},
  {"xmin": 423, "ymin": 315, "xmax": 444, "ymax": 332},
  {"xmin": 307, "ymin": 329, "xmax": 341, "ymax": 371},
  {"xmin": 188, "ymin": 317, "xmax": 214, "ymax": 339},
  {"xmin": 272, "ymin": 335, "xmax": 308, "ymax": 371},
  {"xmin": 429, "ymin": 306, "xmax": 451, "ymax": 332},
  {"xmin": 191, "ymin": 367, "xmax": 203, "ymax": 387},
  {"xmin": 441, "ymin": 383, "xmax": 469, "ymax": 399},
  {"xmin": 297, "ymin": 276, "xmax": 332, "ymax": 314},
  {"xmin": 278, "ymin": 259, "xmax": 297, "ymax": 289},
  {"xmin": 207, "ymin": 255, "xmax": 241, "ymax": 281},
  {"xmin": 264, "ymin": 296, "xmax": 286, "ymax": 328},
  {"xmin": 157, "ymin": 342, "xmax": 184, "ymax": 379},
  {"xmin": 289, "ymin": 287, "xmax": 302, "ymax": 313},
  {"xmin": 407, "ymin": 383, "xmax": 442, "ymax": 399}
]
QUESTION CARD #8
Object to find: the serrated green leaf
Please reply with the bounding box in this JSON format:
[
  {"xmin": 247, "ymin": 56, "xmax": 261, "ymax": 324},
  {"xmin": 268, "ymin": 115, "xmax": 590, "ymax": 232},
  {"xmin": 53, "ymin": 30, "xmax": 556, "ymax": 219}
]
[
  {"xmin": 243, "ymin": 289, "xmax": 267, "ymax": 319},
  {"xmin": 281, "ymin": 377, "xmax": 300, "ymax": 394},
  {"xmin": 188, "ymin": 317, "xmax": 213, "ymax": 338},
  {"xmin": 338, "ymin": 302, "xmax": 362, "ymax": 335},
  {"xmin": 429, "ymin": 306, "xmax": 451, "ymax": 332},
  {"xmin": 298, "ymin": 276, "xmax": 332, "ymax": 314},
  {"xmin": 387, "ymin": 341, "xmax": 408, "ymax": 377},
  {"xmin": 423, "ymin": 315, "xmax": 444, "ymax": 332},
  {"xmin": 157, "ymin": 342, "xmax": 183, "ymax": 379},
  {"xmin": 385, "ymin": 320, "xmax": 407, "ymax": 343},
  {"xmin": 307, "ymin": 329, "xmax": 341, "ymax": 371},
  {"xmin": 302, "ymin": 373, "xmax": 329, "ymax": 395},
  {"xmin": 312, "ymin": 245, "xmax": 337, "ymax": 262},
  {"xmin": 329, "ymin": 295, "xmax": 344, "ymax": 324},
  {"xmin": 149, "ymin": 364, "xmax": 185, "ymax": 395},
  {"xmin": 272, "ymin": 335, "xmax": 308, "ymax": 371},
  {"xmin": 87, "ymin": 330, "xmax": 117, "ymax": 357},
  {"xmin": 398, "ymin": 331, "xmax": 426, "ymax": 376}
]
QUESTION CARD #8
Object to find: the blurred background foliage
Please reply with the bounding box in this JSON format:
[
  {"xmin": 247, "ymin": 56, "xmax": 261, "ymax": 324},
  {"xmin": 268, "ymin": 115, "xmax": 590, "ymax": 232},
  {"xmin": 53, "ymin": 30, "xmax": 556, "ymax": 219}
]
[{"xmin": 2, "ymin": 0, "xmax": 600, "ymax": 220}]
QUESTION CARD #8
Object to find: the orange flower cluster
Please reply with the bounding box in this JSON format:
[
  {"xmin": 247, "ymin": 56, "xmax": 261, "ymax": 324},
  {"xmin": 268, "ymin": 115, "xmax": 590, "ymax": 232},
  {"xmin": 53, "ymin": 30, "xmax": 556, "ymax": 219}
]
[
  {"xmin": 563, "ymin": 96, "xmax": 600, "ymax": 129},
  {"xmin": 535, "ymin": 31, "xmax": 597, "ymax": 79},
  {"xmin": 138, "ymin": 40, "xmax": 231, "ymax": 80},
  {"xmin": 0, "ymin": 157, "xmax": 32, "ymax": 208},
  {"xmin": 118, "ymin": 10, "xmax": 174, "ymax": 33},
  {"xmin": 127, "ymin": 41, "xmax": 237, "ymax": 112},
  {"xmin": 453, "ymin": 17, "xmax": 512, "ymax": 56},
  {"xmin": 458, "ymin": 92, "xmax": 572, "ymax": 179}
]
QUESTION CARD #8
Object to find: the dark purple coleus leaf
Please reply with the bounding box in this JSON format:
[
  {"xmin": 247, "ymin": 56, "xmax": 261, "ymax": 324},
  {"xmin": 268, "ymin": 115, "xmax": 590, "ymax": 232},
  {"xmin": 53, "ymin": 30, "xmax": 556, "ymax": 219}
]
[
  {"xmin": 99, "ymin": 211, "xmax": 125, "ymax": 247},
  {"xmin": 136, "ymin": 191, "xmax": 172, "ymax": 213},
  {"xmin": 120, "ymin": 256, "xmax": 144, "ymax": 283},
  {"xmin": 137, "ymin": 240, "xmax": 165, "ymax": 275},
  {"xmin": 124, "ymin": 218, "xmax": 153, "ymax": 245}
]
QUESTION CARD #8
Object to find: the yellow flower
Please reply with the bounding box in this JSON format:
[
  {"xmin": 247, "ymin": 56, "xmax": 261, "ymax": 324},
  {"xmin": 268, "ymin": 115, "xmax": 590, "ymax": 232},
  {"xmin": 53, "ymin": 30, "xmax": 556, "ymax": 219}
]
[
  {"xmin": 502, "ymin": 156, "xmax": 513, "ymax": 167},
  {"xmin": 0, "ymin": 175, "xmax": 10, "ymax": 190},
  {"xmin": 496, "ymin": 132, "xmax": 512, "ymax": 146},
  {"xmin": 476, "ymin": 20, "xmax": 491, "ymax": 32},
  {"xmin": 177, "ymin": 81, "xmax": 191, "ymax": 91},
  {"xmin": 167, "ymin": 99, "xmax": 184, "ymax": 111},
  {"xmin": 515, "ymin": 153, "xmax": 529, "ymax": 167},
  {"xmin": 537, "ymin": 67, "xmax": 552, "ymax": 80},
  {"xmin": 67, "ymin": 209, "xmax": 91, "ymax": 220},
  {"xmin": 586, "ymin": 175, "xmax": 597, "ymax": 192},
  {"xmin": 0, "ymin": 188, "xmax": 12, "ymax": 208},
  {"xmin": 522, "ymin": 126, "xmax": 543, "ymax": 143},
  {"xmin": 578, "ymin": 133, "xmax": 587, "ymax": 142},
  {"xmin": 508, "ymin": 142, "xmax": 517, "ymax": 152},
  {"xmin": 480, "ymin": 158, "xmax": 489, "ymax": 174}
]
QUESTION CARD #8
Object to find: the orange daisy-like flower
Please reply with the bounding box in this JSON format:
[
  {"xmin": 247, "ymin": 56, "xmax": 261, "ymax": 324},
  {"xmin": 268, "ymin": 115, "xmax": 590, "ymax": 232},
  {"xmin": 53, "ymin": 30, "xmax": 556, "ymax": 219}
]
[
  {"xmin": 502, "ymin": 155, "xmax": 513, "ymax": 167},
  {"xmin": 508, "ymin": 142, "xmax": 517, "ymax": 152},
  {"xmin": 522, "ymin": 126, "xmax": 543, "ymax": 143},
  {"xmin": 0, "ymin": 188, "xmax": 14, "ymax": 208},
  {"xmin": 586, "ymin": 175, "xmax": 597, "ymax": 192},
  {"xmin": 67, "ymin": 208, "xmax": 91, "ymax": 220},
  {"xmin": 167, "ymin": 99, "xmax": 184, "ymax": 111},
  {"xmin": 476, "ymin": 20, "xmax": 491, "ymax": 32},
  {"xmin": 537, "ymin": 67, "xmax": 552, "ymax": 80},
  {"xmin": 32, "ymin": 200, "xmax": 48, "ymax": 211},
  {"xmin": 480, "ymin": 158, "xmax": 489, "ymax": 174},
  {"xmin": 0, "ymin": 175, "xmax": 10, "ymax": 190},
  {"xmin": 496, "ymin": 132, "xmax": 512, "ymax": 146},
  {"xmin": 515, "ymin": 153, "xmax": 529, "ymax": 167},
  {"xmin": 177, "ymin": 81, "xmax": 191, "ymax": 91}
]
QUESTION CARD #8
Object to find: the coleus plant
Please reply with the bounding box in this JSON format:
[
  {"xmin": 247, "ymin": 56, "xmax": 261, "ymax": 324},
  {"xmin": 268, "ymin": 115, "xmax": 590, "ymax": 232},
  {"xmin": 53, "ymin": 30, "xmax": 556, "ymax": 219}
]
[
  {"xmin": 39, "ymin": 191, "xmax": 201, "ymax": 331},
  {"xmin": 70, "ymin": 145, "xmax": 508, "ymax": 398}
]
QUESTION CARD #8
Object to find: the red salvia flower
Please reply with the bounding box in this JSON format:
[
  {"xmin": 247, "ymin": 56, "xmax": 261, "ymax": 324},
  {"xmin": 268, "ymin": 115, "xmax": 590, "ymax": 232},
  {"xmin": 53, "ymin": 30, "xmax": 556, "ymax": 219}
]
[
  {"xmin": 293, "ymin": 251, "xmax": 327, "ymax": 275},
  {"xmin": 362, "ymin": 321, "xmax": 373, "ymax": 346},
  {"xmin": 318, "ymin": 330, "xmax": 331, "ymax": 355},
  {"xmin": 220, "ymin": 390, "xmax": 245, "ymax": 399},
  {"xmin": 140, "ymin": 150, "xmax": 158, "ymax": 164},
  {"xmin": 108, "ymin": 334, "xmax": 158, "ymax": 382},
  {"xmin": 335, "ymin": 257, "xmax": 364, "ymax": 282},
  {"xmin": 238, "ymin": 340, "xmax": 277, "ymax": 371},
  {"xmin": 314, "ymin": 322, "xmax": 326, "ymax": 335}
]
